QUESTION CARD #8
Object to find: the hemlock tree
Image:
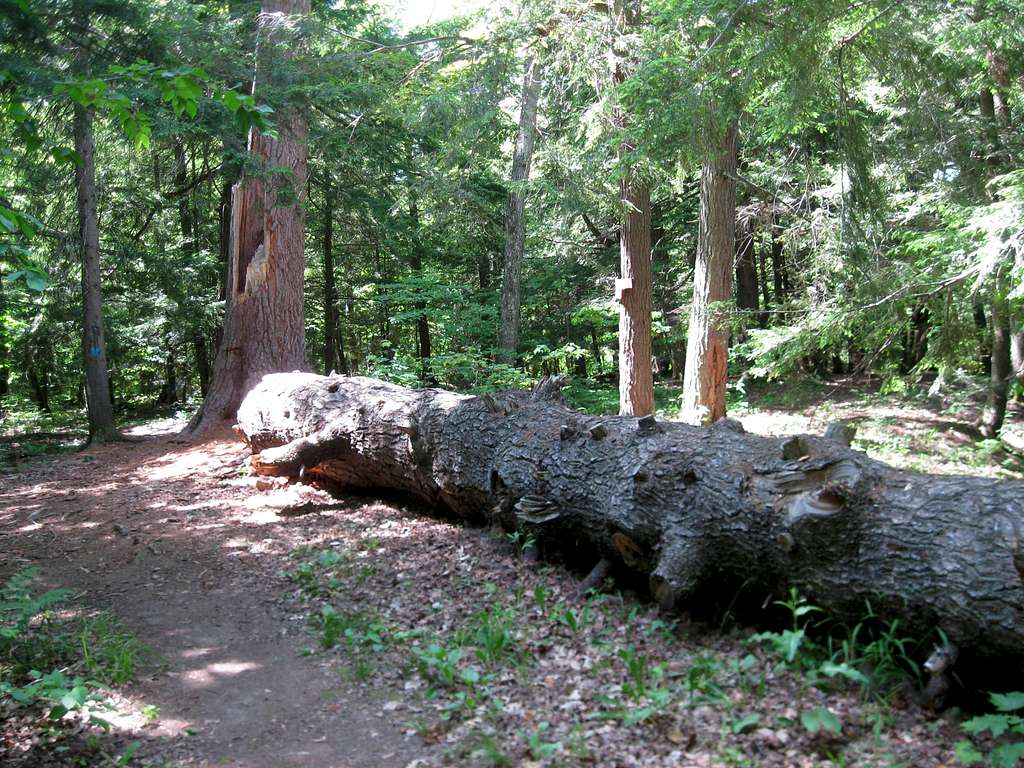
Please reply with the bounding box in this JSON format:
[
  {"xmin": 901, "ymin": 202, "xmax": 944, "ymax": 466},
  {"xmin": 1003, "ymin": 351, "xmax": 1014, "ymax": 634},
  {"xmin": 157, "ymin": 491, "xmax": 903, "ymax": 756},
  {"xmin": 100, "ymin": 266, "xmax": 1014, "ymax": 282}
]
[
  {"xmin": 72, "ymin": 3, "xmax": 116, "ymax": 441},
  {"xmin": 498, "ymin": 55, "xmax": 543, "ymax": 365},
  {"xmin": 610, "ymin": 0, "xmax": 654, "ymax": 417},
  {"xmin": 680, "ymin": 121, "xmax": 737, "ymax": 426},
  {"xmin": 198, "ymin": 0, "xmax": 311, "ymax": 430}
]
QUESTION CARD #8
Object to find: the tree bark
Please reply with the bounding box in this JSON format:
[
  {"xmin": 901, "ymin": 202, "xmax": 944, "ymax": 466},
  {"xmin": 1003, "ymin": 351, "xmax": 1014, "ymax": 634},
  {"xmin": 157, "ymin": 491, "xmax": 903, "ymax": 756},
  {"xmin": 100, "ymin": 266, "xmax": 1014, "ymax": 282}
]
[
  {"xmin": 195, "ymin": 0, "xmax": 310, "ymax": 431},
  {"xmin": 498, "ymin": 56, "xmax": 542, "ymax": 365},
  {"xmin": 237, "ymin": 372, "xmax": 1024, "ymax": 665},
  {"xmin": 980, "ymin": 283, "xmax": 1011, "ymax": 438},
  {"xmin": 407, "ymin": 194, "xmax": 434, "ymax": 383},
  {"xmin": 610, "ymin": 0, "xmax": 653, "ymax": 417},
  {"xmin": 322, "ymin": 179, "xmax": 341, "ymax": 375},
  {"xmin": 74, "ymin": 99, "xmax": 117, "ymax": 441},
  {"xmin": 734, "ymin": 217, "xmax": 760, "ymax": 317},
  {"xmin": 681, "ymin": 122, "xmax": 738, "ymax": 425}
]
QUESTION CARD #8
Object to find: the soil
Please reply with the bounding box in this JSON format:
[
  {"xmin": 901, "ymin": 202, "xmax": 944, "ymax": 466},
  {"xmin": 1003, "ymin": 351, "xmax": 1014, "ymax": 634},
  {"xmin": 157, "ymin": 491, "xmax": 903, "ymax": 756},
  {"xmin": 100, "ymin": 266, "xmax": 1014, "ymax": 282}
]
[{"xmin": 0, "ymin": 421, "xmax": 419, "ymax": 768}]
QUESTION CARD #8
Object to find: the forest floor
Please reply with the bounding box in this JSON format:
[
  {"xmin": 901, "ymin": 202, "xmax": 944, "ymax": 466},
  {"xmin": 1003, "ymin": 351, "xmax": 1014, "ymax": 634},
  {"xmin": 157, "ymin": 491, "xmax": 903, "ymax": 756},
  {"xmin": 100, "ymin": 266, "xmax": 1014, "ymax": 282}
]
[{"xmin": 1, "ymin": 378, "xmax": 1021, "ymax": 768}]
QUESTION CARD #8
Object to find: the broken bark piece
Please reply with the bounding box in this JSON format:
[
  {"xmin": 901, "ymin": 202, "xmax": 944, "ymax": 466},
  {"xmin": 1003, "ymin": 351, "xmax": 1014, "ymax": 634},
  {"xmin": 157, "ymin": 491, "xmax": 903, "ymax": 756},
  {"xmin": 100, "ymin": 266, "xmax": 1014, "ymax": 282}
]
[
  {"xmin": 824, "ymin": 420, "xmax": 857, "ymax": 446},
  {"xmin": 237, "ymin": 373, "xmax": 1024, "ymax": 662}
]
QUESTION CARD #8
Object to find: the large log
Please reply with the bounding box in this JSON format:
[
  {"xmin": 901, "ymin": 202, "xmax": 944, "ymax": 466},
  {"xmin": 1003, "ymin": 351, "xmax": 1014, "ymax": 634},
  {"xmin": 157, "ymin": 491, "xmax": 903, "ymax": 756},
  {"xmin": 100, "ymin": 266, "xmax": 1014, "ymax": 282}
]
[{"xmin": 237, "ymin": 373, "xmax": 1024, "ymax": 665}]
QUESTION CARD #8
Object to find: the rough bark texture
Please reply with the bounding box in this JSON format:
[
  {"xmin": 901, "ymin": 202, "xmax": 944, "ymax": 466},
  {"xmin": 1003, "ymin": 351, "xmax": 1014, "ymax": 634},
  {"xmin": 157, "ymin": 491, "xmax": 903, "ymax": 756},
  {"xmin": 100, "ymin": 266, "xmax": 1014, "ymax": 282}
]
[
  {"xmin": 610, "ymin": 0, "xmax": 653, "ymax": 417},
  {"xmin": 197, "ymin": 0, "xmax": 310, "ymax": 430},
  {"xmin": 498, "ymin": 56, "xmax": 542, "ymax": 364},
  {"xmin": 74, "ymin": 99, "xmax": 116, "ymax": 441},
  {"xmin": 1012, "ymin": 326, "xmax": 1024, "ymax": 382},
  {"xmin": 734, "ymin": 218, "xmax": 760, "ymax": 317},
  {"xmin": 980, "ymin": 288, "xmax": 1011, "ymax": 438},
  {"xmin": 616, "ymin": 180, "xmax": 654, "ymax": 417},
  {"xmin": 322, "ymin": 180, "xmax": 341, "ymax": 375},
  {"xmin": 238, "ymin": 372, "xmax": 1024, "ymax": 663},
  {"xmin": 681, "ymin": 123, "xmax": 738, "ymax": 426}
]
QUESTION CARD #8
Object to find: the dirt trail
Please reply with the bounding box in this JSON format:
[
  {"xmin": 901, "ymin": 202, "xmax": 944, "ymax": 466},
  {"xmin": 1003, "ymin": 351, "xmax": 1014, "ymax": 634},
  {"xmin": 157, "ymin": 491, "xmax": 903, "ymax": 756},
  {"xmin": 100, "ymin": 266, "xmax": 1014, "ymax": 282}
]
[{"xmin": 0, "ymin": 424, "xmax": 421, "ymax": 768}]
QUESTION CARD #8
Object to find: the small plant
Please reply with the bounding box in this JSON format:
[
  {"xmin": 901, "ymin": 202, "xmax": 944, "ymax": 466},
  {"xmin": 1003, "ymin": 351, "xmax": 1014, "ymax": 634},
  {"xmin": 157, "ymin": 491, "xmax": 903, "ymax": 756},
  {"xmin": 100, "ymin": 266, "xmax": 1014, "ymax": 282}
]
[
  {"xmin": 141, "ymin": 704, "xmax": 161, "ymax": 722},
  {"xmin": 524, "ymin": 721, "xmax": 562, "ymax": 761},
  {"xmin": 532, "ymin": 584, "xmax": 548, "ymax": 615},
  {"xmin": 472, "ymin": 606, "xmax": 517, "ymax": 666},
  {"xmin": 955, "ymin": 691, "xmax": 1024, "ymax": 767},
  {"xmin": 505, "ymin": 528, "xmax": 537, "ymax": 555},
  {"xmin": 79, "ymin": 612, "xmax": 148, "ymax": 684},
  {"xmin": 800, "ymin": 706, "xmax": 842, "ymax": 736}
]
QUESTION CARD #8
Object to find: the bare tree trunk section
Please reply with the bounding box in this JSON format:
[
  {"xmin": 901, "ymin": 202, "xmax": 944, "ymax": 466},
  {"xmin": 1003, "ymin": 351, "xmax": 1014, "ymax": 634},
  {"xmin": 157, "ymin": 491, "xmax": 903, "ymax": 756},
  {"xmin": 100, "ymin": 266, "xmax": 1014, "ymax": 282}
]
[
  {"xmin": 195, "ymin": 0, "xmax": 310, "ymax": 431},
  {"xmin": 237, "ymin": 372, "xmax": 1024, "ymax": 666},
  {"xmin": 987, "ymin": 49, "xmax": 1012, "ymax": 125},
  {"xmin": 616, "ymin": 180, "xmax": 654, "ymax": 416},
  {"xmin": 1011, "ymin": 325, "xmax": 1024, "ymax": 382},
  {"xmin": 734, "ymin": 217, "xmax": 760, "ymax": 319},
  {"xmin": 980, "ymin": 282, "xmax": 1011, "ymax": 438},
  {"xmin": 609, "ymin": 0, "xmax": 653, "ymax": 417},
  {"xmin": 498, "ymin": 56, "xmax": 542, "ymax": 365},
  {"xmin": 407, "ymin": 194, "xmax": 434, "ymax": 383},
  {"xmin": 74, "ymin": 99, "xmax": 117, "ymax": 441},
  {"xmin": 681, "ymin": 123, "xmax": 738, "ymax": 426},
  {"xmin": 322, "ymin": 180, "xmax": 340, "ymax": 375}
]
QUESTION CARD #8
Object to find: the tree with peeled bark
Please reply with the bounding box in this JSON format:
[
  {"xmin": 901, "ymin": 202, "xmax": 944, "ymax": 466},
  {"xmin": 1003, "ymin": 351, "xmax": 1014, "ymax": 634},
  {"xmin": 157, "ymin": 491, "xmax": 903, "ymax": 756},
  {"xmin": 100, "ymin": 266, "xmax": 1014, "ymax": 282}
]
[
  {"xmin": 195, "ymin": 0, "xmax": 310, "ymax": 431},
  {"xmin": 680, "ymin": 121, "xmax": 738, "ymax": 426},
  {"xmin": 73, "ymin": 2, "xmax": 117, "ymax": 442},
  {"xmin": 498, "ymin": 55, "xmax": 543, "ymax": 365},
  {"xmin": 609, "ymin": 0, "xmax": 654, "ymax": 418}
]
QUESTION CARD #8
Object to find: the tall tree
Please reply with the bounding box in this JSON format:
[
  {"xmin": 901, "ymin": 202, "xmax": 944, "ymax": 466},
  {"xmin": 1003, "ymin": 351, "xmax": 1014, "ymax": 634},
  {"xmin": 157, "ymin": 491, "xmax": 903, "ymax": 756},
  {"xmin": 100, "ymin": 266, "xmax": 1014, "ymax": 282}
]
[
  {"xmin": 498, "ymin": 55, "xmax": 543, "ymax": 364},
  {"xmin": 680, "ymin": 121, "xmax": 738, "ymax": 425},
  {"xmin": 610, "ymin": 0, "xmax": 654, "ymax": 417},
  {"xmin": 321, "ymin": 178, "xmax": 346, "ymax": 375},
  {"xmin": 197, "ymin": 0, "xmax": 310, "ymax": 430},
  {"xmin": 73, "ymin": 2, "xmax": 117, "ymax": 441}
]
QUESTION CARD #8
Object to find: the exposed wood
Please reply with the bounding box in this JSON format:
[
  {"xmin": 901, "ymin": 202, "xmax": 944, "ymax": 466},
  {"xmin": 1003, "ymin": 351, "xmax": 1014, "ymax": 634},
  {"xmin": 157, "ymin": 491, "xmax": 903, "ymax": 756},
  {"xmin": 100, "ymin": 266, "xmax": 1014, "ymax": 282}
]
[
  {"xmin": 681, "ymin": 122, "xmax": 738, "ymax": 425},
  {"xmin": 238, "ymin": 372, "xmax": 1024, "ymax": 664},
  {"xmin": 196, "ymin": 0, "xmax": 311, "ymax": 431}
]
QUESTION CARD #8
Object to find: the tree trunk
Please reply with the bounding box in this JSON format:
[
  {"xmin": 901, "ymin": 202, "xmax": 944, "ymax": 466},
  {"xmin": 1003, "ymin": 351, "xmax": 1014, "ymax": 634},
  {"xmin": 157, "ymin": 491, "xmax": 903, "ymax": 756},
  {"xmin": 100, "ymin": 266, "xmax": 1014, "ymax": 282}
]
[
  {"xmin": 1011, "ymin": 325, "xmax": 1023, "ymax": 383},
  {"xmin": 770, "ymin": 219, "xmax": 785, "ymax": 306},
  {"xmin": 980, "ymin": 285, "xmax": 1011, "ymax": 438},
  {"xmin": 734, "ymin": 217, "xmax": 760, "ymax": 318},
  {"xmin": 498, "ymin": 56, "xmax": 542, "ymax": 364},
  {"xmin": 681, "ymin": 122, "xmax": 738, "ymax": 426},
  {"xmin": 195, "ymin": 0, "xmax": 310, "ymax": 431},
  {"xmin": 0, "ymin": 276, "xmax": 8, "ymax": 399},
  {"xmin": 407, "ymin": 195, "xmax": 434, "ymax": 383},
  {"xmin": 609, "ymin": 1, "xmax": 653, "ymax": 417},
  {"xmin": 74, "ymin": 99, "xmax": 117, "ymax": 441},
  {"xmin": 238, "ymin": 372, "xmax": 1024, "ymax": 667},
  {"xmin": 616, "ymin": 179, "xmax": 654, "ymax": 416},
  {"xmin": 322, "ymin": 179, "xmax": 340, "ymax": 375},
  {"xmin": 987, "ymin": 49, "xmax": 1011, "ymax": 125}
]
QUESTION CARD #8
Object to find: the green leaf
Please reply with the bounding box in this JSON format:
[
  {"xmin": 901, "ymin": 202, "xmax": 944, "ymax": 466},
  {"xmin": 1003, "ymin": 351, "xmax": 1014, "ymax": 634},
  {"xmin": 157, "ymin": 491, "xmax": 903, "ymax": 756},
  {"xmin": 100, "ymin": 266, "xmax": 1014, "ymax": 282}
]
[
  {"xmin": 963, "ymin": 714, "xmax": 1014, "ymax": 737},
  {"xmin": 991, "ymin": 692, "xmax": 1024, "ymax": 712},
  {"xmin": 819, "ymin": 661, "xmax": 869, "ymax": 685},
  {"xmin": 731, "ymin": 713, "xmax": 761, "ymax": 734},
  {"xmin": 800, "ymin": 707, "xmax": 841, "ymax": 735},
  {"xmin": 991, "ymin": 743, "xmax": 1024, "ymax": 768},
  {"xmin": 954, "ymin": 740, "xmax": 984, "ymax": 765}
]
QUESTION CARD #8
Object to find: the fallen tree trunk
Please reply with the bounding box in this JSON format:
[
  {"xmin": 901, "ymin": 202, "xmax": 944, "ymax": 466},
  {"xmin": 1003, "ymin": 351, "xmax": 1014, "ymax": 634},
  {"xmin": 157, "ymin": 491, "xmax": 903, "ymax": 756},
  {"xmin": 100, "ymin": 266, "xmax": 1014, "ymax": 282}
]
[{"xmin": 237, "ymin": 373, "xmax": 1024, "ymax": 664}]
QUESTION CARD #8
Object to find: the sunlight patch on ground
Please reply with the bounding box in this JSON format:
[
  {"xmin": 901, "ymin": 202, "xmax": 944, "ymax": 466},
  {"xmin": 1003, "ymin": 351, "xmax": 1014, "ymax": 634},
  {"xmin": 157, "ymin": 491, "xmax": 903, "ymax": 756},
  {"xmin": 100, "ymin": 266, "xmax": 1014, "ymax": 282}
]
[{"xmin": 180, "ymin": 660, "xmax": 262, "ymax": 689}]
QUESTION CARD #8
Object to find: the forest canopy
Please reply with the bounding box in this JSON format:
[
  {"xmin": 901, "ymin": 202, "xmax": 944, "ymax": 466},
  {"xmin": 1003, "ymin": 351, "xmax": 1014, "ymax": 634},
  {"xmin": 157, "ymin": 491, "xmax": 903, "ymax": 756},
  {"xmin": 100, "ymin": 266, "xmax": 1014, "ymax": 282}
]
[{"xmin": 0, "ymin": 0, "xmax": 1021, "ymax": 439}]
